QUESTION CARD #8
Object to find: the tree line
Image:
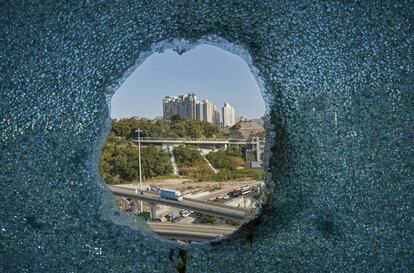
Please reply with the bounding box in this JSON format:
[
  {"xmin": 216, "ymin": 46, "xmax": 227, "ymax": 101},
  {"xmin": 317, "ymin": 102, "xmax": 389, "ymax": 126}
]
[
  {"xmin": 111, "ymin": 115, "xmax": 224, "ymax": 139},
  {"xmin": 100, "ymin": 134, "xmax": 173, "ymax": 184}
]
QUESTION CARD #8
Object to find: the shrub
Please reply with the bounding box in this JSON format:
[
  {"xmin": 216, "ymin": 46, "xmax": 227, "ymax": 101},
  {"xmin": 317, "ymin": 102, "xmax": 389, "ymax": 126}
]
[
  {"xmin": 173, "ymin": 145, "xmax": 213, "ymax": 178},
  {"xmin": 136, "ymin": 211, "xmax": 150, "ymax": 221},
  {"xmin": 201, "ymin": 215, "xmax": 217, "ymax": 225},
  {"xmin": 206, "ymin": 150, "xmax": 238, "ymax": 170},
  {"xmin": 99, "ymin": 138, "xmax": 173, "ymax": 184}
]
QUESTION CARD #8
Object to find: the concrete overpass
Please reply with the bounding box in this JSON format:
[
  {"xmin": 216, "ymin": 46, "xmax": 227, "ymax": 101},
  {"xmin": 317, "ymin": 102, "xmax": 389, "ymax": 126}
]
[
  {"xmin": 131, "ymin": 137, "xmax": 266, "ymax": 166},
  {"xmin": 147, "ymin": 222, "xmax": 236, "ymax": 241},
  {"xmin": 108, "ymin": 185, "xmax": 249, "ymax": 221},
  {"xmin": 133, "ymin": 137, "xmax": 232, "ymax": 152},
  {"xmin": 132, "ymin": 137, "xmax": 266, "ymax": 147}
]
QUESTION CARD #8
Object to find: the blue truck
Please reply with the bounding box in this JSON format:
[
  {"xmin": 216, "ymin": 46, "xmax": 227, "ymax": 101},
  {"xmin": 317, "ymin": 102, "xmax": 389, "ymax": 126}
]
[{"xmin": 159, "ymin": 188, "xmax": 183, "ymax": 201}]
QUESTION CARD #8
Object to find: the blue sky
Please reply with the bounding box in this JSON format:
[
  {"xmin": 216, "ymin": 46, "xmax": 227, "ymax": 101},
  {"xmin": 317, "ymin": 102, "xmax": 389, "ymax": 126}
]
[{"xmin": 111, "ymin": 44, "xmax": 265, "ymax": 119}]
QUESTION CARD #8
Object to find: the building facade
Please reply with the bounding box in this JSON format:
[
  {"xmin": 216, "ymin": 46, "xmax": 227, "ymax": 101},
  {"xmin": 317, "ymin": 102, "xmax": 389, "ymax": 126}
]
[
  {"xmin": 222, "ymin": 102, "xmax": 236, "ymax": 127},
  {"xmin": 182, "ymin": 93, "xmax": 197, "ymax": 120},
  {"xmin": 163, "ymin": 93, "xmax": 234, "ymax": 128},
  {"xmin": 196, "ymin": 102, "xmax": 203, "ymax": 121},
  {"xmin": 213, "ymin": 106, "xmax": 221, "ymax": 127},
  {"xmin": 202, "ymin": 99, "xmax": 214, "ymax": 123},
  {"xmin": 162, "ymin": 93, "xmax": 197, "ymax": 119},
  {"xmin": 162, "ymin": 96, "xmax": 178, "ymax": 118}
]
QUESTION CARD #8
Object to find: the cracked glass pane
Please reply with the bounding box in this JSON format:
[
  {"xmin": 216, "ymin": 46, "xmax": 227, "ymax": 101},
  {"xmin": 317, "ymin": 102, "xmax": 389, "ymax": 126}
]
[{"xmin": 1, "ymin": 1, "xmax": 412, "ymax": 272}]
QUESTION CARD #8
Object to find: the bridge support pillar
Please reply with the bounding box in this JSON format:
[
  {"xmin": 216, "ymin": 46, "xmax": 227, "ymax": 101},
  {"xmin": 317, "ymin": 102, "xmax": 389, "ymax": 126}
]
[
  {"xmin": 217, "ymin": 217, "xmax": 225, "ymax": 225},
  {"xmin": 149, "ymin": 202, "xmax": 157, "ymax": 220}
]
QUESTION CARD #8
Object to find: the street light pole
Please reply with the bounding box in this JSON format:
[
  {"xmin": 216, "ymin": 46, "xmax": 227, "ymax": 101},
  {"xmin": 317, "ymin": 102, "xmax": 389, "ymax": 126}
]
[{"xmin": 135, "ymin": 128, "xmax": 143, "ymax": 213}]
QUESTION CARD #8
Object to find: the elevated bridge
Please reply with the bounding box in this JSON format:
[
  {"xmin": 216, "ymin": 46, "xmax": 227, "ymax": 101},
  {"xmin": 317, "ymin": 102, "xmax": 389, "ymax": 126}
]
[
  {"xmin": 148, "ymin": 222, "xmax": 236, "ymax": 242},
  {"xmin": 108, "ymin": 185, "xmax": 249, "ymax": 221},
  {"xmin": 131, "ymin": 137, "xmax": 266, "ymax": 164},
  {"xmin": 132, "ymin": 137, "xmax": 265, "ymax": 146}
]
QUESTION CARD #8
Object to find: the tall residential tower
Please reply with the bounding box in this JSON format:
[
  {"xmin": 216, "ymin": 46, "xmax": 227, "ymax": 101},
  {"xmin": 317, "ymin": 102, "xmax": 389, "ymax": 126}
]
[
  {"xmin": 163, "ymin": 93, "xmax": 232, "ymax": 128},
  {"xmin": 162, "ymin": 93, "xmax": 197, "ymax": 119},
  {"xmin": 222, "ymin": 102, "xmax": 236, "ymax": 127}
]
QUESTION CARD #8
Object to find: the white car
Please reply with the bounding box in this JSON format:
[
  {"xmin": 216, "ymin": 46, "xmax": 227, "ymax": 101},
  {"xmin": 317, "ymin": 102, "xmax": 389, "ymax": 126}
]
[
  {"xmin": 222, "ymin": 194, "xmax": 230, "ymax": 200},
  {"xmin": 180, "ymin": 210, "xmax": 191, "ymax": 217}
]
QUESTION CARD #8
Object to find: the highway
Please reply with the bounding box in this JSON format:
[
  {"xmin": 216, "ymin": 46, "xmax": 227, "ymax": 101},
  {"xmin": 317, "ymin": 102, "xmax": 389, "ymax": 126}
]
[
  {"xmin": 108, "ymin": 185, "xmax": 248, "ymax": 221},
  {"xmin": 152, "ymin": 182, "xmax": 260, "ymax": 220},
  {"xmin": 147, "ymin": 222, "xmax": 236, "ymax": 241},
  {"xmin": 186, "ymin": 181, "xmax": 262, "ymax": 202}
]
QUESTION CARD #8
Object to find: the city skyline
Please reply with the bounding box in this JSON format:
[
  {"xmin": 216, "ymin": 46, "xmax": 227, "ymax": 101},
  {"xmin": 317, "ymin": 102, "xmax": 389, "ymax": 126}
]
[
  {"xmin": 162, "ymin": 92, "xmax": 237, "ymax": 127},
  {"xmin": 110, "ymin": 44, "xmax": 265, "ymax": 119}
]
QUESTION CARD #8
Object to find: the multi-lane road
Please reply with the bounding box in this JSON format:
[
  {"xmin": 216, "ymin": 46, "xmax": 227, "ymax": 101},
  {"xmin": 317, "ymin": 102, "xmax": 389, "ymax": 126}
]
[
  {"xmin": 108, "ymin": 182, "xmax": 263, "ymax": 241},
  {"xmin": 108, "ymin": 185, "xmax": 249, "ymax": 221}
]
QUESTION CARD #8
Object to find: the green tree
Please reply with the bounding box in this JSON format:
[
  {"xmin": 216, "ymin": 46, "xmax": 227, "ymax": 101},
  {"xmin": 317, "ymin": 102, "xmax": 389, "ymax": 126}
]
[
  {"xmin": 226, "ymin": 145, "xmax": 242, "ymax": 157},
  {"xmin": 171, "ymin": 114, "xmax": 182, "ymax": 123},
  {"xmin": 201, "ymin": 215, "xmax": 217, "ymax": 225},
  {"xmin": 173, "ymin": 145, "xmax": 205, "ymax": 166},
  {"xmin": 99, "ymin": 138, "xmax": 173, "ymax": 184},
  {"xmin": 206, "ymin": 150, "xmax": 238, "ymax": 170},
  {"xmin": 141, "ymin": 146, "xmax": 173, "ymax": 178},
  {"xmin": 136, "ymin": 211, "xmax": 150, "ymax": 221},
  {"xmin": 173, "ymin": 145, "xmax": 213, "ymax": 178}
]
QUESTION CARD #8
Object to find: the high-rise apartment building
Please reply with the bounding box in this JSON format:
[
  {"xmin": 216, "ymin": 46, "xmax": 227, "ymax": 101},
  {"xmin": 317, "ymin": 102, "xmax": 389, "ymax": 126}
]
[
  {"xmin": 196, "ymin": 102, "xmax": 203, "ymax": 121},
  {"xmin": 222, "ymin": 102, "xmax": 236, "ymax": 127},
  {"xmin": 202, "ymin": 99, "xmax": 214, "ymax": 123},
  {"xmin": 176, "ymin": 95, "xmax": 184, "ymax": 117},
  {"xmin": 163, "ymin": 93, "xmax": 234, "ymax": 128},
  {"xmin": 162, "ymin": 93, "xmax": 197, "ymax": 119},
  {"xmin": 162, "ymin": 96, "xmax": 178, "ymax": 118},
  {"xmin": 213, "ymin": 106, "xmax": 221, "ymax": 127},
  {"xmin": 183, "ymin": 93, "xmax": 197, "ymax": 120}
]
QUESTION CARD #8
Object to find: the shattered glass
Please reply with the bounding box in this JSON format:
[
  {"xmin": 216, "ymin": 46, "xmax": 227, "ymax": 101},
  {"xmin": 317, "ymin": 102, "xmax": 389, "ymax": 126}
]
[{"xmin": 0, "ymin": 1, "xmax": 412, "ymax": 272}]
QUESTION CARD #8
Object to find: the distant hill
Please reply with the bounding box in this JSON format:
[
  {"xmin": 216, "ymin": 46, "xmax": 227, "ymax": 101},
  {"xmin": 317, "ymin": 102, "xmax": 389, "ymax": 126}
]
[{"xmin": 227, "ymin": 121, "xmax": 265, "ymax": 139}]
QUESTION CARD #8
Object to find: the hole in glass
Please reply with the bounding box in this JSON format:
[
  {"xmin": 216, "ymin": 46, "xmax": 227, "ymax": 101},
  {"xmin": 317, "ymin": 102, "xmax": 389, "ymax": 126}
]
[{"xmin": 101, "ymin": 43, "xmax": 267, "ymax": 243}]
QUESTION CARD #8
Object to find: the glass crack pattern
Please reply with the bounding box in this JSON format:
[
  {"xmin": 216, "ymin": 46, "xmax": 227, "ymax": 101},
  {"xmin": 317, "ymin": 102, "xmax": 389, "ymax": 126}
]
[{"xmin": 0, "ymin": 1, "xmax": 413, "ymax": 272}]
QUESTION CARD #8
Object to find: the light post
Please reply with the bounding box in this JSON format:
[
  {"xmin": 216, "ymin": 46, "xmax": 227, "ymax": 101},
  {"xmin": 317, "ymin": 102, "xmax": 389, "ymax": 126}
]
[{"xmin": 135, "ymin": 128, "xmax": 143, "ymax": 213}]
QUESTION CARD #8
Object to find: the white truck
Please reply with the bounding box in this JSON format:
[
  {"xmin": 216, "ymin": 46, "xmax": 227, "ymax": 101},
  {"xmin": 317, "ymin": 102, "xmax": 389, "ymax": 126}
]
[{"xmin": 159, "ymin": 188, "xmax": 183, "ymax": 201}]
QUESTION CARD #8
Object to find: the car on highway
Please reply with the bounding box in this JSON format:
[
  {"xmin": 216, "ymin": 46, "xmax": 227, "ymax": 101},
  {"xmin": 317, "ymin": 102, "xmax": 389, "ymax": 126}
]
[
  {"xmin": 222, "ymin": 194, "xmax": 230, "ymax": 200},
  {"xmin": 180, "ymin": 210, "xmax": 191, "ymax": 217},
  {"xmin": 230, "ymin": 190, "xmax": 241, "ymax": 197},
  {"xmin": 149, "ymin": 185, "xmax": 161, "ymax": 192}
]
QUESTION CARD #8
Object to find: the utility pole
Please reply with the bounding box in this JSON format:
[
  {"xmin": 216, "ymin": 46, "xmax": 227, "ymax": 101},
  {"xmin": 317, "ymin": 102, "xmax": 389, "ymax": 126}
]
[{"xmin": 135, "ymin": 128, "xmax": 143, "ymax": 213}]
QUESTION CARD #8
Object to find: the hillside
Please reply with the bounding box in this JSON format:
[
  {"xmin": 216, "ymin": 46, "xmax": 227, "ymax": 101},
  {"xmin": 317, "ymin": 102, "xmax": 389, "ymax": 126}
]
[{"xmin": 226, "ymin": 121, "xmax": 266, "ymax": 139}]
